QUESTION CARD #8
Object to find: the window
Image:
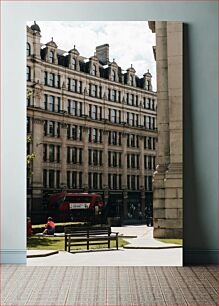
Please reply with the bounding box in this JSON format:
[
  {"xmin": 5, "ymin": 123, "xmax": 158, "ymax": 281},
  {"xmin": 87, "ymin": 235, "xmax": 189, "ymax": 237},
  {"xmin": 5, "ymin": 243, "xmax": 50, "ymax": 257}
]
[
  {"xmin": 72, "ymin": 101, "xmax": 76, "ymax": 115},
  {"xmin": 112, "ymin": 70, "xmax": 116, "ymax": 81},
  {"xmin": 56, "ymin": 97, "xmax": 61, "ymax": 112},
  {"xmin": 130, "ymin": 75, "xmax": 134, "ymax": 86},
  {"xmin": 147, "ymin": 80, "xmax": 151, "ymax": 90},
  {"xmin": 26, "ymin": 43, "xmax": 31, "ymax": 56},
  {"xmin": 145, "ymin": 176, "xmax": 152, "ymax": 191},
  {"xmin": 57, "ymin": 146, "xmax": 61, "ymax": 162},
  {"xmin": 151, "ymin": 99, "xmax": 155, "ymax": 110},
  {"xmin": 26, "ymin": 66, "xmax": 31, "ymax": 81},
  {"xmin": 72, "ymin": 58, "xmax": 76, "ymax": 69},
  {"xmin": 27, "ymin": 95, "xmax": 31, "ymax": 107},
  {"xmin": 77, "ymin": 102, "xmax": 82, "ymax": 116},
  {"xmin": 44, "ymin": 71, "xmax": 48, "ymax": 85},
  {"xmin": 131, "ymin": 175, "xmax": 136, "ymax": 190},
  {"xmin": 136, "ymin": 95, "xmax": 139, "ymax": 106},
  {"xmin": 93, "ymin": 173, "xmax": 98, "ymax": 189},
  {"xmin": 56, "ymin": 75, "xmax": 60, "ymax": 88},
  {"xmin": 44, "ymin": 95, "xmax": 48, "ymax": 110},
  {"xmin": 49, "ymin": 170, "xmax": 55, "ymax": 188},
  {"xmin": 78, "ymin": 81, "xmax": 82, "ymax": 94},
  {"xmin": 108, "ymin": 89, "xmax": 111, "ymax": 100},
  {"xmin": 91, "ymin": 64, "xmax": 96, "ymax": 76},
  {"xmin": 49, "ymin": 96, "xmax": 55, "ymax": 112},
  {"xmin": 49, "ymin": 145, "xmax": 55, "ymax": 162},
  {"xmin": 71, "ymin": 79, "xmax": 77, "ymax": 92},
  {"xmin": 93, "ymin": 128, "xmax": 98, "ymax": 143},
  {"xmin": 118, "ymin": 91, "xmax": 121, "ymax": 103},
  {"xmin": 88, "ymin": 128, "xmax": 92, "ymax": 142},
  {"xmin": 111, "ymin": 109, "xmax": 116, "ymax": 123},
  {"xmin": 49, "ymin": 50, "xmax": 54, "ymax": 64},
  {"xmin": 56, "ymin": 122, "xmax": 61, "ymax": 137},
  {"xmin": 130, "ymin": 94, "xmax": 134, "ymax": 105},
  {"xmin": 43, "ymin": 170, "xmax": 47, "ymax": 187},
  {"xmin": 112, "ymin": 90, "xmax": 116, "ymax": 102},
  {"xmin": 49, "ymin": 73, "xmax": 55, "ymax": 87},
  {"xmin": 79, "ymin": 172, "xmax": 82, "ymax": 188},
  {"xmin": 27, "ymin": 117, "xmax": 31, "ymax": 133},
  {"xmin": 91, "ymin": 84, "xmax": 97, "ymax": 97},
  {"xmin": 48, "ymin": 121, "xmax": 55, "ymax": 136},
  {"xmin": 91, "ymin": 105, "xmax": 97, "ymax": 119},
  {"xmin": 146, "ymin": 98, "xmax": 150, "ymax": 109}
]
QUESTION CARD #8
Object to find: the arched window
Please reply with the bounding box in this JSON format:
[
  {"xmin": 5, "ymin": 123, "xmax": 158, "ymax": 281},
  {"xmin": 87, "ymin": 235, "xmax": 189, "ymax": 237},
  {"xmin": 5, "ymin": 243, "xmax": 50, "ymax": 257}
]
[
  {"xmin": 26, "ymin": 43, "xmax": 31, "ymax": 56},
  {"xmin": 91, "ymin": 64, "xmax": 96, "ymax": 76},
  {"xmin": 49, "ymin": 50, "xmax": 54, "ymax": 64},
  {"xmin": 72, "ymin": 58, "xmax": 76, "ymax": 69}
]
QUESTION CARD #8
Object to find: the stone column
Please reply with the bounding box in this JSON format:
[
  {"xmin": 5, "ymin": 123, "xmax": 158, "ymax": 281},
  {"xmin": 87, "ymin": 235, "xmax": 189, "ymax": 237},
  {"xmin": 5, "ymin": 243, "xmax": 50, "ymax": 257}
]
[
  {"xmin": 163, "ymin": 22, "xmax": 183, "ymax": 238},
  {"xmin": 139, "ymin": 136, "xmax": 146, "ymax": 216},
  {"xmin": 149, "ymin": 21, "xmax": 183, "ymax": 239}
]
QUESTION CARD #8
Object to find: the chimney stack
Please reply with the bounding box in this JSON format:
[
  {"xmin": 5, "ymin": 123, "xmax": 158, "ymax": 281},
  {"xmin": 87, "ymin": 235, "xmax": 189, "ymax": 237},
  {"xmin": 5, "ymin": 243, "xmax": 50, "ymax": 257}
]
[{"xmin": 96, "ymin": 44, "xmax": 109, "ymax": 65}]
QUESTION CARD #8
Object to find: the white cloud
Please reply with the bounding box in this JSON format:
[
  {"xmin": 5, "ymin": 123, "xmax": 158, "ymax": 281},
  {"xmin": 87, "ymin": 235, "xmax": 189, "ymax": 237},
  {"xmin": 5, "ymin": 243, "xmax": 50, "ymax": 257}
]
[{"xmin": 27, "ymin": 21, "xmax": 156, "ymax": 90}]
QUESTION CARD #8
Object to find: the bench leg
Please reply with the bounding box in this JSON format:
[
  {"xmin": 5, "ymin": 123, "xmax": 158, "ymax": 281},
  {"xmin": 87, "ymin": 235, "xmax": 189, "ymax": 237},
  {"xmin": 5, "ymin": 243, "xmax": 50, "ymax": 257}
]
[
  {"xmin": 68, "ymin": 238, "xmax": 71, "ymax": 253},
  {"xmin": 65, "ymin": 236, "xmax": 67, "ymax": 251},
  {"xmin": 116, "ymin": 235, "xmax": 118, "ymax": 250}
]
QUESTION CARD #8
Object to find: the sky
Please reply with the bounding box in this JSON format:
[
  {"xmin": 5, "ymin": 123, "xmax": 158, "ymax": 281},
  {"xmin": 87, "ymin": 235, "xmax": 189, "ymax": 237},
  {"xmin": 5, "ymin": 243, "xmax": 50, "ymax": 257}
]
[{"xmin": 27, "ymin": 21, "xmax": 157, "ymax": 90}]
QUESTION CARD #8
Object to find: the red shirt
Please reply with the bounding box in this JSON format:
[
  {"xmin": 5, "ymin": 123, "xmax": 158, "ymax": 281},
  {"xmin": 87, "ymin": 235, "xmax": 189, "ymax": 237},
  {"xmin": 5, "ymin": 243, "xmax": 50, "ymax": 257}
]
[{"xmin": 46, "ymin": 220, "xmax": 55, "ymax": 230}]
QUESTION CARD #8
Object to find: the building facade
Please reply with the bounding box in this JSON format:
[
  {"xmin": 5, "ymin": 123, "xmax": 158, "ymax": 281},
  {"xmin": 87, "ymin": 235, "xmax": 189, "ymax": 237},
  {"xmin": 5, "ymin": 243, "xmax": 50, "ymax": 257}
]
[{"xmin": 27, "ymin": 22, "xmax": 157, "ymax": 223}]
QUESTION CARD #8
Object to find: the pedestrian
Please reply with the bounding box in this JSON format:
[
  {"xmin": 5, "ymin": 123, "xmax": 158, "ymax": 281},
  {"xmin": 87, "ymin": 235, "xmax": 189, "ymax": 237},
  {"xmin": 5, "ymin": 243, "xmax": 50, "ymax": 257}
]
[
  {"xmin": 42, "ymin": 217, "xmax": 55, "ymax": 235},
  {"xmin": 27, "ymin": 217, "xmax": 32, "ymax": 236}
]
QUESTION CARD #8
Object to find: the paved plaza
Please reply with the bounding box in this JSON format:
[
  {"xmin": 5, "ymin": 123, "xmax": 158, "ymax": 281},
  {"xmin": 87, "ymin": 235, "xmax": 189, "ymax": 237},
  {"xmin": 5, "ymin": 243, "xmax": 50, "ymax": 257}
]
[{"xmin": 27, "ymin": 226, "xmax": 182, "ymax": 266}]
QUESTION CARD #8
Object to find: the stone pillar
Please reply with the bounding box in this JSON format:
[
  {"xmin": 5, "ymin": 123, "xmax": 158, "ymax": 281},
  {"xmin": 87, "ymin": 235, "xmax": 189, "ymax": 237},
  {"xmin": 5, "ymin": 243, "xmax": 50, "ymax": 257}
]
[
  {"xmin": 163, "ymin": 22, "xmax": 183, "ymax": 238},
  {"xmin": 149, "ymin": 21, "xmax": 183, "ymax": 239},
  {"xmin": 82, "ymin": 127, "xmax": 88, "ymax": 191},
  {"xmin": 60, "ymin": 123, "xmax": 68, "ymax": 188}
]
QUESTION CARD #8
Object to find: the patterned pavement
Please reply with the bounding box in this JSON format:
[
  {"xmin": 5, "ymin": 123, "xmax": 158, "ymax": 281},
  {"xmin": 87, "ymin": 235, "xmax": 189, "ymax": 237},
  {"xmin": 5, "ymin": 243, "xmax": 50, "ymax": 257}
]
[{"xmin": 1, "ymin": 265, "xmax": 218, "ymax": 305}]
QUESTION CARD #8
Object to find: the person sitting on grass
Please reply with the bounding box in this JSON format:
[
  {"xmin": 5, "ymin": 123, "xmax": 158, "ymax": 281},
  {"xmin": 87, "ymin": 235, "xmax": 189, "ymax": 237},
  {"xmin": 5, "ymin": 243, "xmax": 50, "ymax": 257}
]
[{"xmin": 43, "ymin": 217, "xmax": 55, "ymax": 235}]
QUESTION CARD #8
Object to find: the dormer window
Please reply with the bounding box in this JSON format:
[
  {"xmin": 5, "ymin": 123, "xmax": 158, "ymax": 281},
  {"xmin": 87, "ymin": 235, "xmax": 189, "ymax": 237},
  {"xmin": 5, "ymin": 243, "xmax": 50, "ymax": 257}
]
[
  {"xmin": 112, "ymin": 70, "xmax": 116, "ymax": 81},
  {"xmin": 130, "ymin": 75, "xmax": 134, "ymax": 86},
  {"xmin": 91, "ymin": 64, "xmax": 97, "ymax": 76},
  {"xmin": 72, "ymin": 58, "xmax": 76, "ymax": 69},
  {"xmin": 147, "ymin": 80, "xmax": 151, "ymax": 90},
  {"xmin": 26, "ymin": 43, "xmax": 31, "ymax": 56},
  {"xmin": 49, "ymin": 50, "xmax": 54, "ymax": 64}
]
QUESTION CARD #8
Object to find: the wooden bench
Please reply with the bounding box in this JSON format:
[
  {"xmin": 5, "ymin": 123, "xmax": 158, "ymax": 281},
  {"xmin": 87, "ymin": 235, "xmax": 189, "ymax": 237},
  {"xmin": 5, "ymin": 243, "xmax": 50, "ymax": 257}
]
[{"xmin": 64, "ymin": 226, "xmax": 119, "ymax": 252}]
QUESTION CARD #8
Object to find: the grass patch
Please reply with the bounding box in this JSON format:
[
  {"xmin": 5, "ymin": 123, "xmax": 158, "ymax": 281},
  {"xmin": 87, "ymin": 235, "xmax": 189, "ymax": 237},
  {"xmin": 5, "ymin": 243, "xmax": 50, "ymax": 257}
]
[
  {"xmin": 157, "ymin": 239, "xmax": 183, "ymax": 245},
  {"xmin": 27, "ymin": 236, "xmax": 127, "ymax": 251},
  {"xmin": 32, "ymin": 222, "xmax": 82, "ymax": 229}
]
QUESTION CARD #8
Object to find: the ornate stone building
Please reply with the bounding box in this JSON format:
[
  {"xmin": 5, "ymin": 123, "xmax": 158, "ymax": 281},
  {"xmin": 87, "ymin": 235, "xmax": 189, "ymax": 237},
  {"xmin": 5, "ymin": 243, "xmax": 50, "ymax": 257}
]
[
  {"xmin": 27, "ymin": 22, "xmax": 157, "ymax": 223},
  {"xmin": 149, "ymin": 21, "xmax": 183, "ymax": 238}
]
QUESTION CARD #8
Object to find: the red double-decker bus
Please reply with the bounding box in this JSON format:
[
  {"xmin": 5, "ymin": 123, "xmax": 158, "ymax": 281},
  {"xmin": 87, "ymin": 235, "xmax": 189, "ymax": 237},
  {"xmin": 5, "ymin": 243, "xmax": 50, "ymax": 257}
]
[{"xmin": 47, "ymin": 192, "xmax": 106, "ymax": 224}]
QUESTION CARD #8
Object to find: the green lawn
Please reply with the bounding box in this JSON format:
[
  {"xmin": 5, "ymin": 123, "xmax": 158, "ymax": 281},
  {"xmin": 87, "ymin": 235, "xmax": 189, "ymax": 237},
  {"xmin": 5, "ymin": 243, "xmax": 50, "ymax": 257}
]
[
  {"xmin": 32, "ymin": 222, "xmax": 82, "ymax": 229},
  {"xmin": 27, "ymin": 236, "xmax": 127, "ymax": 251},
  {"xmin": 156, "ymin": 239, "xmax": 183, "ymax": 245}
]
